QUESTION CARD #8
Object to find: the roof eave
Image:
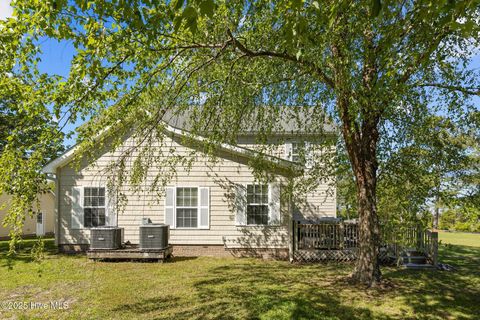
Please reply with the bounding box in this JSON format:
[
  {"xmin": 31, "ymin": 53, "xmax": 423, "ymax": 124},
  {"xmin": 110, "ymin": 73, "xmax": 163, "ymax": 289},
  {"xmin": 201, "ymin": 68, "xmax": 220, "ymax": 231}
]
[{"xmin": 42, "ymin": 123, "xmax": 304, "ymax": 177}]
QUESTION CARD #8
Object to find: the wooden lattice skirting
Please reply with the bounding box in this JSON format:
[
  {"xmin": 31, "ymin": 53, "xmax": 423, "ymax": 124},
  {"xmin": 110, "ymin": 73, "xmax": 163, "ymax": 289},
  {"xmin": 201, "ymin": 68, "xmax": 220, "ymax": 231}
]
[{"xmin": 294, "ymin": 249, "xmax": 394, "ymax": 264}]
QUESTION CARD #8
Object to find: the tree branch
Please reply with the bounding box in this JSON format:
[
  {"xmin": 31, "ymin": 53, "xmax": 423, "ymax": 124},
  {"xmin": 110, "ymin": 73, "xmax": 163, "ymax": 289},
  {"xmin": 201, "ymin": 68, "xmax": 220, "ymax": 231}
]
[
  {"xmin": 145, "ymin": 43, "xmax": 227, "ymax": 52},
  {"xmin": 57, "ymin": 53, "xmax": 133, "ymax": 133},
  {"xmin": 415, "ymin": 83, "xmax": 480, "ymax": 96},
  {"xmin": 226, "ymin": 29, "xmax": 335, "ymax": 89}
]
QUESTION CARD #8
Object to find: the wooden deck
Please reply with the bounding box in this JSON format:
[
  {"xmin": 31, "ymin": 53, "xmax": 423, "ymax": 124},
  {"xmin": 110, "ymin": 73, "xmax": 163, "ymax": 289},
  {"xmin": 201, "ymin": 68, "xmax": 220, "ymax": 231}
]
[
  {"xmin": 293, "ymin": 221, "xmax": 438, "ymax": 265},
  {"xmin": 87, "ymin": 245, "xmax": 173, "ymax": 262}
]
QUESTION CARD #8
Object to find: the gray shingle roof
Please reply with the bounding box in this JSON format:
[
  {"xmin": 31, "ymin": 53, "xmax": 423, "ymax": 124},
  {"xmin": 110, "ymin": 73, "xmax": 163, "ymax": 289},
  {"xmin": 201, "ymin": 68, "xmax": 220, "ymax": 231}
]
[{"xmin": 162, "ymin": 106, "xmax": 336, "ymax": 135}]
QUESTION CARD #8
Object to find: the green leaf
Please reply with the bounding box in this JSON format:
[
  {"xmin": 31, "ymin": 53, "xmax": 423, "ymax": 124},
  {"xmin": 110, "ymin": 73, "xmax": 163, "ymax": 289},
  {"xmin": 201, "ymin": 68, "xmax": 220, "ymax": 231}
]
[
  {"xmin": 296, "ymin": 49, "xmax": 302, "ymax": 60},
  {"xmin": 173, "ymin": 15, "xmax": 183, "ymax": 31},
  {"xmin": 186, "ymin": 17, "xmax": 198, "ymax": 34},
  {"xmin": 199, "ymin": 0, "xmax": 215, "ymax": 18},
  {"xmin": 181, "ymin": 6, "xmax": 198, "ymax": 33},
  {"xmin": 290, "ymin": 0, "xmax": 303, "ymax": 9},
  {"xmin": 182, "ymin": 6, "xmax": 197, "ymax": 18},
  {"xmin": 371, "ymin": 0, "xmax": 381, "ymax": 17},
  {"xmin": 284, "ymin": 23, "xmax": 294, "ymax": 44},
  {"xmin": 172, "ymin": 0, "xmax": 184, "ymax": 11}
]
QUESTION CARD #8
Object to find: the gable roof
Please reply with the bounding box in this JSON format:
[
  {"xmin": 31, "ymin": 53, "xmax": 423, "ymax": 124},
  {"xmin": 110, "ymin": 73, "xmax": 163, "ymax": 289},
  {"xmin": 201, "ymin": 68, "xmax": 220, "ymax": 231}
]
[
  {"xmin": 162, "ymin": 106, "xmax": 336, "ymax": 135},
  {"xmin": 42, "ymin": 122, "xmax": 303, "ymax": 177}
]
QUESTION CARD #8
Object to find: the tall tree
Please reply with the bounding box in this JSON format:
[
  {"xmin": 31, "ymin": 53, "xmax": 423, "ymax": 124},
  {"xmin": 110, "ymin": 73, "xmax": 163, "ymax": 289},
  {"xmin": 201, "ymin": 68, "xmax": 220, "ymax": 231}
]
[
  {"xmin": 338, "ymin": 112, "xmax": 479, "ymax": 230},
  {"xmin": 0, "ymin": 95, "xmax": 63, "ymax": 159},
  {"xmin": 1, "ymin": 1, "xmax": 479, "ymax": 285},
  {"xmin": 0, "ymin": 51, "xmax": 64, "ymax": 248}
]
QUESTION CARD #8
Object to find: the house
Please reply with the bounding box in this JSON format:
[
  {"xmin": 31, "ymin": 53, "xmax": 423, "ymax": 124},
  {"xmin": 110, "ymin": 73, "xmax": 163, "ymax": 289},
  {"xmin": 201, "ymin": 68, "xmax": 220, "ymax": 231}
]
[
  {"xmin": 0, "ymin": 192, "xmax": 55, "ymax": 239},
  {"xmin": 42, "ymin": 110, "xmax": 337, "ymax": 259}
]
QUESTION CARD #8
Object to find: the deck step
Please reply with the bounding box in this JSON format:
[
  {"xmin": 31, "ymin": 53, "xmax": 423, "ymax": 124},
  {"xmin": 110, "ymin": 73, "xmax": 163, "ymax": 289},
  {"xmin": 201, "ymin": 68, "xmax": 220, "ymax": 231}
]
[
  {"xmin": 402, "ymin": 256, "xmax": 427, "ymax": 264},
  {"xmin": 404, "ymin": 250, "xmax": 425, "ymax": 257},
  {"xmin": 86, "ymin": 245, "xmax": 173, "ymax": 262},
  {"xmin": 403, "ymin": 263, "xmax": 435, "ymax": 270}
]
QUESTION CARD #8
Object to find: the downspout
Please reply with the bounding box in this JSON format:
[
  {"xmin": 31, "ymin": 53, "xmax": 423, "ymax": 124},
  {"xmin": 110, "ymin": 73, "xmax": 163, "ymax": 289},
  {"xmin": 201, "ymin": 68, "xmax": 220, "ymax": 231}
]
[
  {"xmin": 288, "ymin": 178, "xmax": 294, "ymax": 263},
  {"xmin": 46, "ymin": 172, "xmax": 60, "ymax": 247}
]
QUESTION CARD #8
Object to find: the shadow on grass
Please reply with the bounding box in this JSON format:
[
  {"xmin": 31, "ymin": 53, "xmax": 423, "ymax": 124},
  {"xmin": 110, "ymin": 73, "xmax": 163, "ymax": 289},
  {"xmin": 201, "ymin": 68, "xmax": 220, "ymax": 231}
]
[
  {"xmin": 113, "ymin": 262, "xmax": 388, "ymax": 320},
  {"xmin": 170, "ymin": 256, "xmax": 198, "ymax": 262},
  {"xmin": 112, "ymin": 245, "xmax": 480, "ymax": 319},
  {"xmin": 383, "ymin": 243, "xmax": 480, "ymax": 319},
  {"xmin": 0, "ymin": 238, "xmax": 57, "ymax": 268},
  {"xmin": 112, "ymin": 296, "xmax": 180, "ymax": 315},
  {"xmin": 189, "ymin": 263, "xmax": 379, "ymax": 320},
  {"xmin": 4, "ymin": 238, "xmax": 478, "ymax": 319},
  {"xmin": 438, "ymin": 243, "xmax": 480, "ymax": 269}
]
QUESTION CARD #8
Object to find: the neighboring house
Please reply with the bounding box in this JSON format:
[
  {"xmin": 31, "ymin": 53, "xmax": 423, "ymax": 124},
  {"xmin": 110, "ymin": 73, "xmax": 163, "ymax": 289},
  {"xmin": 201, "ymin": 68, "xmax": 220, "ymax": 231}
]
[
  {"xmin": 42, "ymin": 111, "xmax": 336, "ymax": 258},
  {"xmin": 0, "ymin": 192, "xmax": 55, "ymax": 239}
]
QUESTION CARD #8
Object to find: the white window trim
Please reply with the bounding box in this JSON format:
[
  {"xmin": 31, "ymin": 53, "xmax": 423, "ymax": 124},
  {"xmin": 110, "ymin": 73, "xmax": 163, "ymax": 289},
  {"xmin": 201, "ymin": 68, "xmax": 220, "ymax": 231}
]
[
  {"xmin": 175, "ymin": 187, "xmax": 199, "ymax": 229},
  {"xmin": 291, "ymin": 142, "xmax": 301, "ymax": 163},
  {"xmin": 237, "ymin": 183, "xmax": 281, "ymax": 227},
  {"xmin": 83, "ymin": 186, "xmax": 107, "ymax": 229},
  {"xmin": 285, "ymin": 141, "xmax": 313, "ymax": 168},
  {"xmin": 168, "ymin": 186, "xmax": 210, "ymax": 230},
  {"xmin": 36, "ymin": 211, "xmax": 45, "ymax": 236},
  {"xmin": 71, "ymin": 186, "xmax": 83, "ymax": 229},
  {"xmin": 234, "ymin": 185, "xmax": 246, "ymax": 226},
  {"xmin": 198, "ymin": 187, "xmax": 210, "ymax": 229},
  {"xmin": 268, "ymin": 182, "xmax": 281, "ymax": 225},
  {"xmin": 285, "ymin": 142, "xmax": 293, "ymax": 161},
  {"xmin": 285, "ymin": 141, "xmax": 302, "ymax": 162},
  {"xmin": 36, "ymin": 212, "xmax": 43, "ymax": 224},
  {"xmin": 242, "ymin": 184, "xmax": 270, "ymax": 227}
]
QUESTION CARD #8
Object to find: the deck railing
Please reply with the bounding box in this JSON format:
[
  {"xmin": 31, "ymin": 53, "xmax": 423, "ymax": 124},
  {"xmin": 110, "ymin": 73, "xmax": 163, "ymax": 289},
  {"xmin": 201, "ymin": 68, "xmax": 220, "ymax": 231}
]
[
  {"xmin": 293, "ymin": 220, "xmax": 438, "ymax": 264},
  {"xmin": 295, "ymin": 222, "xmax": 359, "ymax": 250},
  {"xmin": 423, "ymin": 229, "xmax": 439, "ymax": 266}
]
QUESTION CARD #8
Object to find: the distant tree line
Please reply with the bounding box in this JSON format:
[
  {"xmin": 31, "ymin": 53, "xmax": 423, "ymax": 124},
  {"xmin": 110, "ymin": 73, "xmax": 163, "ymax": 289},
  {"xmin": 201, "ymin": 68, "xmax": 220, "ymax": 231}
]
[{"xmin": 337, "ymin": 113, "xmax": 479, "ymax": 232}]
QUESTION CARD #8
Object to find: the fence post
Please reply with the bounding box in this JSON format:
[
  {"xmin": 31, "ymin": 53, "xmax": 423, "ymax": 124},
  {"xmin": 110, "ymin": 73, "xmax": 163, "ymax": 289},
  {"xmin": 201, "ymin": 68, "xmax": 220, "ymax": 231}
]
[
  {"xmin": 293, "ymin": 221, "xmax": 298, "ymax": 251},
  {"xmin": 394, "ymin": 231, "xmax": 398, "ymax": 260},
  {"xmin": 289, "ymin": 219, "xmax": 294, "ymax": 262},
  {"xmin": 339, "ymin": 222, "xmax": 344, "ymax": 249},
  {"xmin": 416, "ymin": 225, "xmax": 423, "ymax": 252},
  {"xmin": 432, "ymin": 231, "xmax": 438, "ymax": 267}
]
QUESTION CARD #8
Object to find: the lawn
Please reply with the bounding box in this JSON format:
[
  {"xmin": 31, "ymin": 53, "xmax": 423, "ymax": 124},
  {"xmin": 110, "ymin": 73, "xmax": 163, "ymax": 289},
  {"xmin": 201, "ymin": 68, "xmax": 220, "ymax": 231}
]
[
  {"xmin": 0, "ymin": 233, "xmax": 479, "ymax": 320},
  {"xmin": 438, "ymin": 230, "xmax": 480, "ymax": 247}
]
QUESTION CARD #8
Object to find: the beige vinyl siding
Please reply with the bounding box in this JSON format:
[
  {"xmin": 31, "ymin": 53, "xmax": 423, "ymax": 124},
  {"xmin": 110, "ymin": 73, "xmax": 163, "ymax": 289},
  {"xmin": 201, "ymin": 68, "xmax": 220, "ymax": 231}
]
[
  {"xmin": 293, "ymin": 182, "xmax": 337, "ymax": 221},
  {"xmin": 237, "ymin": 136, "xmax": 337, "ymax": 221},
  {"xmin": 57, "ymin": 133, "xmax": 335, "ymax": 248},
  {"xmin": 0, "ymin": 193, "xmax": 55, "ymax": 238}
]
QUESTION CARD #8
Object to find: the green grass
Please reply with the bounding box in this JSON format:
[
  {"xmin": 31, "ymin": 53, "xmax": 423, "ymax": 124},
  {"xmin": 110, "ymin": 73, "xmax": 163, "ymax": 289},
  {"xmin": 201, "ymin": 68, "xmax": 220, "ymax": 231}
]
[
  {"xmin": 0, "ymin": 234, "xmax": 479, "ymax": 320},
  {"xmin": 438, "ymin": 230, "xmax": 480, "ymax": 247}
]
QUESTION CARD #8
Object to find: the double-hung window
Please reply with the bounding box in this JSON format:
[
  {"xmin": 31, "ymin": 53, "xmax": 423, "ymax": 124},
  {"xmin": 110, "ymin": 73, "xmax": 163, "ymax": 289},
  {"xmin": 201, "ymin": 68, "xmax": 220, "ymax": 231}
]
[
  {"xmin": 36, "ymin": 212, "xmax": 43, "ymax": 224},
  {"xmin": 287, "ymin": 141, "xmax": 313, "ymax": 168},
  {"xmin": 246, "ymin": 184, "xmax": 269, "ymax": 225},
  {"xmin": 235, "ymin": 183, "xmax": 280, "ymax": 226},
  {"xmin": 84, "ymin": 187, "xmax": 106, "ymax": 227},
  {"xmin": 291, "ymin": 142, "xmax": 305, "ymax": 163},
  {"xmin": 165, "ymin": 186, "xmax": 209, "ymax": 229},
  {"xmin": 176, "ymin": 187, "xmax": 198, "ymax": 228}
]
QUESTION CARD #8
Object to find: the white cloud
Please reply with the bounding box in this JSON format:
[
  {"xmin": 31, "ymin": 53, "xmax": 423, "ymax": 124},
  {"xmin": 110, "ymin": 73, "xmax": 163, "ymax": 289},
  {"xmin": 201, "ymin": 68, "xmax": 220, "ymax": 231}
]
[{"xmin": 0, "ymin": 0, "xmax": 13, "ymax": 21}]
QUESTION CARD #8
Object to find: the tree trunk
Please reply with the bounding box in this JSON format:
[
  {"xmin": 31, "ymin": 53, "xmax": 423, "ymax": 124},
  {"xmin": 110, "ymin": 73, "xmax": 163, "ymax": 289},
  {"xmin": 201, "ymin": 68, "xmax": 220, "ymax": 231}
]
[
  {"xmin": 351, "ymin": 161, "xmax": 382, "ymax": 285},
  {"xmin": 433, "ymin": 191, "xmax": 440, "ymax": 230},
  {"xmin": 333, "ymin": 26, "xmax": 382, "ymax": 284},
  {"xmin": 339, "ymin": 101, "xmax": 382, "ymax": 286},
  {"xmin": 433, "ymin": 206, "xmax": 439, "ymax": 230}
]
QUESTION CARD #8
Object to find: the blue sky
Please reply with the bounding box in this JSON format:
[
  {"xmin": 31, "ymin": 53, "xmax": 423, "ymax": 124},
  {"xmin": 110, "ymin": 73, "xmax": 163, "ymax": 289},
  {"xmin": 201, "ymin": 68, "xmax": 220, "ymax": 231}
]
[
  {"xmin": 1, "ymin": 0, "xmax": 479, "ymax": 148},
  {"xmin": 38, "ymin": 38, "xmax": 480, "ymax": 149},
  {"xmin": 38, "ymin": 40, "xmax": 80, "ymax": 147}
]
